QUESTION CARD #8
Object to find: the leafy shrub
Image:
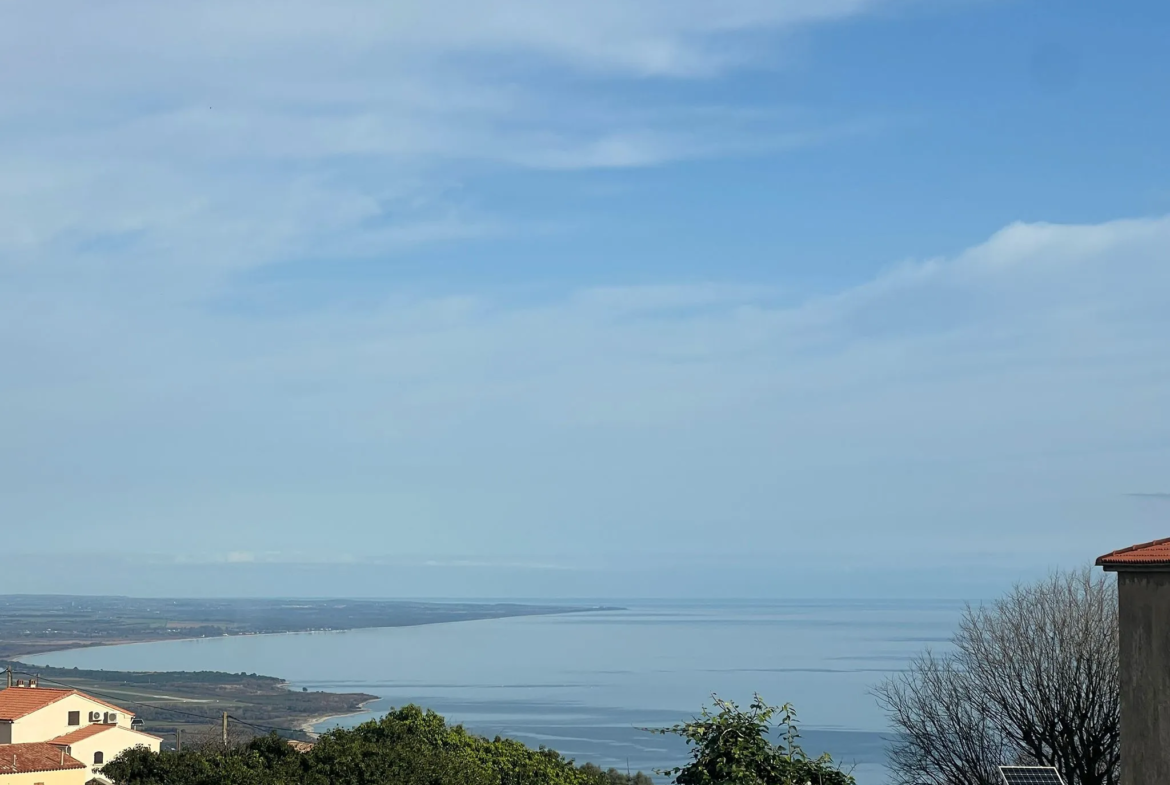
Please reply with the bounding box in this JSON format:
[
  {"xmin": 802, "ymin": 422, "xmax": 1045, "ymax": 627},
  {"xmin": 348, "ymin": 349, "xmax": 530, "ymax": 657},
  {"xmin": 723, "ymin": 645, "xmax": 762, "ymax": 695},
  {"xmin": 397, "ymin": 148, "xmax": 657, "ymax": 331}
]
[{"xmin": 649, "ymin": 695, "xmax": 854, "ymax": 785}]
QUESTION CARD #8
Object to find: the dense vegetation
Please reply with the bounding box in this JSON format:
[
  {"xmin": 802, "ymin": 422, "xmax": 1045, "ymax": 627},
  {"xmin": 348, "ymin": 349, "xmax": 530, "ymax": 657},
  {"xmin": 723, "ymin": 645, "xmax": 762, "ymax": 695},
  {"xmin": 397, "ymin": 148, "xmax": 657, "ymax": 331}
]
[
  {"xmin": 104, "ymin": 698, "xmax": 853, "ymax": 785},
  {"xmin": 103, "ymin": 705, "xmax": 654, "ymax": 785}
]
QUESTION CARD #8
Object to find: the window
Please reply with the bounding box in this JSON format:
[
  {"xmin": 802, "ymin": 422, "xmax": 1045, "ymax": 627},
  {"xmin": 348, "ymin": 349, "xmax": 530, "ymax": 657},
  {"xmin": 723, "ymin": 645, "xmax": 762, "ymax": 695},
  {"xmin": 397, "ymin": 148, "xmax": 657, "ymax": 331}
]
[
  {"xmin": 93, "ymin": 751, "xmax": 104, "ymax": 765},
  {"xmin": 68, "ymin": 711, "xmax": 80, "ymax": 726}
]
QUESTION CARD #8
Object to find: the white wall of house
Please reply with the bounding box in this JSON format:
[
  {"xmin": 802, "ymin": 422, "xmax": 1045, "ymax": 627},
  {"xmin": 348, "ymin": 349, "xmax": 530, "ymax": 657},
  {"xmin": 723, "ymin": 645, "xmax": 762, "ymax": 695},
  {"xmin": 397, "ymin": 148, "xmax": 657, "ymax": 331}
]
[
  {"xmin": 12, "ymin": 695, "xmax": 132, "ymax": 745},
  {"xmin": 0, "ymin": 766, "xmax": 87, "ymax": 785},
  {"xmin": 60, "ymin": 726, "xmax": 161, "ymax": 780}
]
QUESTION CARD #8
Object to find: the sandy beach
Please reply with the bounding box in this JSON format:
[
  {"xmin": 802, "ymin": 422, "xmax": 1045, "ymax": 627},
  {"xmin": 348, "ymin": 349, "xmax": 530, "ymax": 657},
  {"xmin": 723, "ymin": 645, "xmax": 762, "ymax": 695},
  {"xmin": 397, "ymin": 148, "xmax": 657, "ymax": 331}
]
[{"xmin": 300, "ymin": 699, "xmax": 380, "ymax": 738}]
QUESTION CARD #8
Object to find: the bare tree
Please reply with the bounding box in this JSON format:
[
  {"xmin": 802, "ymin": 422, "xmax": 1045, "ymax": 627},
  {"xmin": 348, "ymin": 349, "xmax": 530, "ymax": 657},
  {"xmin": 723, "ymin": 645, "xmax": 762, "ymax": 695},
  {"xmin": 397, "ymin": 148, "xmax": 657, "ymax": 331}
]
[
  {"xmin": 175, "ymin": 721, "xmax": 260, "ymax": 752},
  {"xmin": 876, "ymin": 650, "xmax": 1011, "ymax": 785},
  {"xmin": 875, "ymin": 567, "xmax": 1119, "ymax": 785}
]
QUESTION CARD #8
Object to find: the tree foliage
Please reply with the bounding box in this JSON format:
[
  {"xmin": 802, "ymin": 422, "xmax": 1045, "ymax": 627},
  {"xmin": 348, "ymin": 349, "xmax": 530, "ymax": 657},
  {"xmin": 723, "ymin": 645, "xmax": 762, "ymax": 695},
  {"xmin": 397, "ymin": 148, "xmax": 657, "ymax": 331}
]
[
  {"xmin": 580, "ymin": 763, "xmax": 655, "ymax": 785},
  {"xmin": 102, "ymin": 705, "xmax": 654, "ymax": 785},
  {"xmin": 875, "ymin": 567, "xmax": 1119, "ymax": 785},
  {"xmin": 649, "ymin": 695, "xmax": 854, "ymax": 785}
]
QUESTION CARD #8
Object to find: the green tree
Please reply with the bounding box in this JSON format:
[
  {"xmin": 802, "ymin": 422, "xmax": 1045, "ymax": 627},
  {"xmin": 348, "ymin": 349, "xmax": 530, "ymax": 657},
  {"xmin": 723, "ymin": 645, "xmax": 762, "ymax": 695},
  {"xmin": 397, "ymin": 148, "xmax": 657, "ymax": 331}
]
[
  {"xmin": 104, "ymin": 706, "xmax": 658, "ymax": 785},
  {"xmin": 580, "ymin": 762, "xmax": 656, "ymax": 785},
  {"xmin": 650, "ymin": 695, "xmax": 854, "ymax": 785}
]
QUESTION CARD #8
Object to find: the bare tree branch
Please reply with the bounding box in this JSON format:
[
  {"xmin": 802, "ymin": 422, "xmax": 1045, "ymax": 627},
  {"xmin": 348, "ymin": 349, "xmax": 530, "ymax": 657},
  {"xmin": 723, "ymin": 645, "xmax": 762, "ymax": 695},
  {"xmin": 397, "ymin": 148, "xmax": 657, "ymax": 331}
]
[{"xmin": 876, "ymin": 567, "xmax": 1119, "ymax": 785}]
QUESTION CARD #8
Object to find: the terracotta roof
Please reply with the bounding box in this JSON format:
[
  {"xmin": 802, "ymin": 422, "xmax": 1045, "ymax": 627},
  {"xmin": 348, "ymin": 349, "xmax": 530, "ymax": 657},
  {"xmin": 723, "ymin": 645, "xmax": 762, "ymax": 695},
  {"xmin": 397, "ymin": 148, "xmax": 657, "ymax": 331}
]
[
  {"xmin": 50, "ymin": 724, "xmax": 162, "ymax": 746},
  {"xmin": 0, "ymin": 688, "xmax": 74, "ymax": 721},
  {"xmin": 0, "ymin": 743, "xmax": 86, "ymax": 775},
  {"xmin": 50, "ymin": 724, "xmax": 115, "ymax": 745},
  {"xmin": 1096, "ymin": 537, "xmax": 1170, "ymax": 569},
  {"xmin": 0, "ymin": 687, "xmax": 132, "ymax": 721}
]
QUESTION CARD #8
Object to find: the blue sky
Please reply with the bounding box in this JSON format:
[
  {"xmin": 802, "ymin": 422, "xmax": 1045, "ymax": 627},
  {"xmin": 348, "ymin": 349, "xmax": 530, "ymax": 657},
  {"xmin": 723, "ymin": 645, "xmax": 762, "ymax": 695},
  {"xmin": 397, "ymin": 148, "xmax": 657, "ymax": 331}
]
[{"xmin": 1, "ymin": 0, "xmax": 1168, "ymax": 598}]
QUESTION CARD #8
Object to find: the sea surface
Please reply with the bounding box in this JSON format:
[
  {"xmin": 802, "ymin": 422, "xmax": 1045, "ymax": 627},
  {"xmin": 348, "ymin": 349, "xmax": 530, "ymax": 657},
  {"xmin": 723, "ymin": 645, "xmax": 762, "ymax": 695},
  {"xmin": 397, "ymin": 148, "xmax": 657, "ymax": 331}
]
[{"xmin": 22, "ymin": 599, "xmax": 965, "ymax": 785}]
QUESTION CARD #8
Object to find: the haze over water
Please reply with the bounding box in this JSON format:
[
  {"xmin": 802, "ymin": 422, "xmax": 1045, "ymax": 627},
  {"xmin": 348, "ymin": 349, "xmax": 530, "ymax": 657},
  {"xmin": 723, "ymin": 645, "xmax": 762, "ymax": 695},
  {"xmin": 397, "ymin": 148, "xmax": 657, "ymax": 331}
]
[{"xmin": 25, "ymin": 599, "xmax": 965, "ymax": 785}]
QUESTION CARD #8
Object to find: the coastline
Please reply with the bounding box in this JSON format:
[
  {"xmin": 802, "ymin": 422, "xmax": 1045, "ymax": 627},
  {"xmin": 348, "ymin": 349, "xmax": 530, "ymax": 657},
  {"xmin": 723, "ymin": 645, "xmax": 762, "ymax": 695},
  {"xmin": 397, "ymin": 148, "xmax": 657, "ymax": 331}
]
[
  {"xmin": 5, "ymin": 606, "xmax": 626, "ymax": 744},
  {"xmin": 11, "ymin": 604, "xmax": 623, "ymax": 662},
  {"xmin": 299, "ymin": 698, "xmax": 381, "ymax": 738}
]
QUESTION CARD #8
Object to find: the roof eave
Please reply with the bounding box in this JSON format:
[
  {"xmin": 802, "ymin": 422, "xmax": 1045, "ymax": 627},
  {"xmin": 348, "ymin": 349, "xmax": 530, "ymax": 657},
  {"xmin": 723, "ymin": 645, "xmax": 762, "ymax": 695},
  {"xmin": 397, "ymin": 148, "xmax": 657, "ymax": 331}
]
[{"xmin": 1098, "ymin": 562, "xmax": 1170, "ymax": 573}]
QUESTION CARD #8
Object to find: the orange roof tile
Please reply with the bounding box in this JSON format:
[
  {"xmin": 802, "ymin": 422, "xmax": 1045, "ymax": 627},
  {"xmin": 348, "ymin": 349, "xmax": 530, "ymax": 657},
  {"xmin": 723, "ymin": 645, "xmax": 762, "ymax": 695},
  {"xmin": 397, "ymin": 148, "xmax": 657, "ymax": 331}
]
[
  {"xmin": 0, "ymin": 687, "xmax": 132, "ymax": 721},
  {"xmin": 51, "ymin": 725, "xmax": 162, "ymax": 745},
  {"xmin": 0, "ymin": 743, "xmax": 86, "ymax": 775},
  {"xmin": 0, "ymin": 688, "xmax": 74, "ymax": 721},
  {"xmin": 1097, "ymin": 537, "xmax": 1170, "ymax": 569},
  {"xmin": 50, "ymin": 724, "xmax": 115, "ymax": 745}
]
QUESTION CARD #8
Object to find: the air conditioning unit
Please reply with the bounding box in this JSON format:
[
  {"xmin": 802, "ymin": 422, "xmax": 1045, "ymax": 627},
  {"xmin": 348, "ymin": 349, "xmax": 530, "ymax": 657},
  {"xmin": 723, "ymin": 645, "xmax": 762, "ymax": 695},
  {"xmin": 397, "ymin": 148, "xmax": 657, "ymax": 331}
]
[
  {"xmin": 104, "ymin": 712, "xmax": 118, "ymax": 724},
  {"xmin": 88, "ymin": 711, "xmax": 102, "ymax": 723}
]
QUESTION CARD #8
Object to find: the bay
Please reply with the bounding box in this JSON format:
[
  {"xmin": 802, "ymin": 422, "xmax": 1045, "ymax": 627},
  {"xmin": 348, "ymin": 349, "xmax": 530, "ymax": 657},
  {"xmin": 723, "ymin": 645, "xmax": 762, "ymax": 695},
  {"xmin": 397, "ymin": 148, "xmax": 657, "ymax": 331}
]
[{"xmin": 22, "ymin": 599, "xmax": 965, "ymax": 785}]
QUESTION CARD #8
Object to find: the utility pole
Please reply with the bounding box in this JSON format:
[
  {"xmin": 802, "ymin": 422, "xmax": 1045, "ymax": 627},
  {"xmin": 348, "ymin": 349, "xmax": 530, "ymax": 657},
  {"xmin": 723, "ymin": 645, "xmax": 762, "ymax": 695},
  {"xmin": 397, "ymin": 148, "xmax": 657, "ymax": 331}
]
[
  {"xmin": 222, "ymin": 712, "xmax": 229, "ymax": 747},
  {"xmin": 175, "ymin": 728, "xmax": 182, "ymax": 752}
]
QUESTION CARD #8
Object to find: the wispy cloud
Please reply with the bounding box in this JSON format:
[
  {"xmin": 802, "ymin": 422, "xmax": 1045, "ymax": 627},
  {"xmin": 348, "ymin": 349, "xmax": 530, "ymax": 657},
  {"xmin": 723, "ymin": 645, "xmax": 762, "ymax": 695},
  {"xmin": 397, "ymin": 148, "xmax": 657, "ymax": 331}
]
[
  {"xmin": 421, "ymin": 560, "xmax": 580, "ymax": 571},
  {"xmin": 158, "ymin": 552, "xmax": 580, "ymax": 570},
  {"xmin": 0, "ymin": 1, "xmax": 896, "ymax": 274},
  {"xmin": 0, "ymin": 1, "xmax": 892, "ymax": 85},
  {"xmin": 3, "ymin": 213, "xmax": 1167, "ymax": 563},
  {"xmin": 0, "ymin": 2, "xmax": 1162, "ymax": 579}
]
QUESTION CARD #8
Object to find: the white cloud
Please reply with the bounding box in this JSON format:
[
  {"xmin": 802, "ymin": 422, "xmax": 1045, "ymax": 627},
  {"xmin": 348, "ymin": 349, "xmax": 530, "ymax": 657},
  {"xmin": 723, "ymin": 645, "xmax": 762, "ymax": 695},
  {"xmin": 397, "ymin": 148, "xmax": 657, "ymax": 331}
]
[
  {"xmin": 225, "ymin": 551, "xmax": 258, "ymax": 564},
  {"xmin": 421, "ymin": 560, "xmax": 579, "ymax": 571},
  {"xmin": 2, "ymin": 214, "xmax": 1167, "ymax": 565},
  {"xmin": 0, "ymin": 1, "xmax": 1156, "ymax": 575},
  {"xmin": 0, "ymin": 1, "xmax": 894, "ymax": 272},
  {"xmin": 0, "ymin": 1, "xmax": 886, "ymax": 85}
]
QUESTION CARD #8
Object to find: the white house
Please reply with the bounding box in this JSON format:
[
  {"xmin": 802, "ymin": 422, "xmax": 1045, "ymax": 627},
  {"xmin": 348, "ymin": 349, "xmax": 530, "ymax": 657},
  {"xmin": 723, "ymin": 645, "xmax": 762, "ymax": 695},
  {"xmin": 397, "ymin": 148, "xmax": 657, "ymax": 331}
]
[{"xmin": 0, "ymin": 686, "xmax": 160, "ymax": 783}]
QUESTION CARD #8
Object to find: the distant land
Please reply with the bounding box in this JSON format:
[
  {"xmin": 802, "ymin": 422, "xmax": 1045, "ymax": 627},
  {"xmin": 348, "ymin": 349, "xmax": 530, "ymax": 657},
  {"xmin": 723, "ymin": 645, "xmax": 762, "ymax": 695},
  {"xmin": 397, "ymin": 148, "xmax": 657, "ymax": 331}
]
[
  {"xmin": 2, "ymin": 594, "xmax": 619, "ymax": 743},
  {"xmin": 0, "ymin": 595, "xmax": 619, "ymax": 659}
]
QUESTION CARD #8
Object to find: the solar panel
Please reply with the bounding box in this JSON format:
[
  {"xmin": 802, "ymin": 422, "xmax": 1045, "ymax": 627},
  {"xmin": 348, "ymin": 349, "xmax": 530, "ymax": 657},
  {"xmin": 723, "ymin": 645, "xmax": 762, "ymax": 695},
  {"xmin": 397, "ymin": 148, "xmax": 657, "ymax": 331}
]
[{"xmin": 999, "ymin": 766, "xmax": 1066, "ymax": 785}]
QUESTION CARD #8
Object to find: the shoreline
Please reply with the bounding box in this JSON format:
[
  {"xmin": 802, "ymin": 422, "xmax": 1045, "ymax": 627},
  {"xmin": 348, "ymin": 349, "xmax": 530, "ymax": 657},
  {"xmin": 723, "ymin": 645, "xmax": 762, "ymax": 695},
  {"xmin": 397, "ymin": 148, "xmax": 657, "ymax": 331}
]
[
  {"xmin": 299, "ymin": 698, "xmax": 381, "ymax": 738},
  {"xmin": 5, "ymin": 606, "xmax": 627, "ymax": 743},
  {"xmin": 11, "ymin": 605, "xmax": 624, "ymax": 663}
]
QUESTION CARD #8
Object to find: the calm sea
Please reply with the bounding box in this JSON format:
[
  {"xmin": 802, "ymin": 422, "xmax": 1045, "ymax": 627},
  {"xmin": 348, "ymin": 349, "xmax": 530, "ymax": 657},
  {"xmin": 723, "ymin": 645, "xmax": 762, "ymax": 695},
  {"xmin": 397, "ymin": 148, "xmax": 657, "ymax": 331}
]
[{"xmin": 22, "ymin": 599, "xmax": 965, "ymax": 785}]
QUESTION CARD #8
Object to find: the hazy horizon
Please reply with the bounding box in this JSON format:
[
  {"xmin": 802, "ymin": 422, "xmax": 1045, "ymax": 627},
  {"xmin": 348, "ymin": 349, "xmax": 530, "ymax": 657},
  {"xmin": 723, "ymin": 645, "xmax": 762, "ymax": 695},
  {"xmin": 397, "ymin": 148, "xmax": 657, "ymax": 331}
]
[{"xmin": 0, "ymin": 556, "xmax": 1108, "ymax": 600}]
